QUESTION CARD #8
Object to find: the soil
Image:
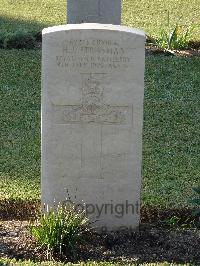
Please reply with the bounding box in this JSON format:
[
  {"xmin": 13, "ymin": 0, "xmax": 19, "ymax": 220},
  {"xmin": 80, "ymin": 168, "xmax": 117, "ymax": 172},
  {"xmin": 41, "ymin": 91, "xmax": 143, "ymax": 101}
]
[
  {"xmin": 145, "ymin": 45, "xmax": 200, "ymax": 57},
  {"xmin": 0, "ymin": 201, "xmax": 200, "ymax": 263},
  {"xmin": 1, "ymin": 201, "xmax": 200, "ymax": 263},
  {"xmin": 0, "ymin": 220, "xmax": 200, "ymax": 264},
  {"xmin": 145, "ymin": 37, "xmax": 200, "ymax": 57}
]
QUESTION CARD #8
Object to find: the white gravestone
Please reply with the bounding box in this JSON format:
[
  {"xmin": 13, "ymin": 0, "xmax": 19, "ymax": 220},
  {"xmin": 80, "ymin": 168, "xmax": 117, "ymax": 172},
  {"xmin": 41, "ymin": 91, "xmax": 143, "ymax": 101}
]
[
  {"xmin": 42, "ymin": 24, "xmax": 145, "ymax": 231},
  {"xmin": 67, "ymin": 0, "xmax": 121, "ymax": 25}
]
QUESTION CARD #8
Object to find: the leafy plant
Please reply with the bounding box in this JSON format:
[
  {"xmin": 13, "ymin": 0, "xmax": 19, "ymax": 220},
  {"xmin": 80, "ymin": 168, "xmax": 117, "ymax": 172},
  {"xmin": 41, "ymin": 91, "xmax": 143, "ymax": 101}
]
[
  {"xmin": 30, "ymin": 202, "xmax": 88, "ymax": 259},
  {"xmin": 165, "ymin": 215, "xmax": 196, "ymax": 229},
  {"xmin": 155, "ymin": 11, "xmax": 196, "ymax": 50},
  {"xmin": 165, "ymin": 216, "xmax": 180, "ymax": 228}
]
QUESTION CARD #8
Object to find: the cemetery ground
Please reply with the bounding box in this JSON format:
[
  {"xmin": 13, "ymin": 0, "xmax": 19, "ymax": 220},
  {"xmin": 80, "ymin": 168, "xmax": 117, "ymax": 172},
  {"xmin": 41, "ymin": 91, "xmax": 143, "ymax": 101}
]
[
  {"xmin": 1, "ymin": 50, "xmax": 200, "ymax": 265},
  {"xmin": 0, "ymin": 0, "xmax": 200, "ymax": 265}
]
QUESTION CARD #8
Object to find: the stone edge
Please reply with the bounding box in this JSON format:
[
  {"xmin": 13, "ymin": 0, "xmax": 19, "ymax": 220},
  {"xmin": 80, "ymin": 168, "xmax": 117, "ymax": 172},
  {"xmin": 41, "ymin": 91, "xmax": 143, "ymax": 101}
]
[{"xmin": 42, "ymin": 23, "xmax": 145, "ymax": 37}]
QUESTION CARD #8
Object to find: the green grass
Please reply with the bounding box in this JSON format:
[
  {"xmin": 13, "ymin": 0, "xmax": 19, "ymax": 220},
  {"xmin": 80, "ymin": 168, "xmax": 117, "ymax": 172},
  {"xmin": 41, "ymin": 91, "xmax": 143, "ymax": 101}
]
[
  {"xmin": 122, "ymin": 0, "xmax": 200, "ymax": 40},
  {"xmin": 0, "ymin": 0, "xmax": 199, "ymax": 40},
  {"xmin": 0, "ymin": 50, "xmax": 41, "ymax": 201},
  {"xmin": 142, "ymin": 56, "xmax": 200, "ymax": 207},
  {"xmin": 0, "ymin": 49, "xmax": 199, "ymax": 207}
]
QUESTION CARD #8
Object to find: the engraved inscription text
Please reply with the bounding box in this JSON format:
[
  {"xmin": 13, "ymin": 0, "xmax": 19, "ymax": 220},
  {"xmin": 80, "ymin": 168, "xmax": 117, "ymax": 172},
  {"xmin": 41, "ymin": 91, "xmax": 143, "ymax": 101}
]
[{"xmin": 56, "ymin": 39, "xmax": 131, "ymax": 70}]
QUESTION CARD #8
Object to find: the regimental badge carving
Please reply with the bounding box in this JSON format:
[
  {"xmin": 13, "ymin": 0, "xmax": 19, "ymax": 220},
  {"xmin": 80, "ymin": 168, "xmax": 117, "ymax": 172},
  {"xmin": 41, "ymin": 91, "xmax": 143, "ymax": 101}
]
[{"xmin": 52, "ymin": 73, "xmax": 133, "ymax": 125}]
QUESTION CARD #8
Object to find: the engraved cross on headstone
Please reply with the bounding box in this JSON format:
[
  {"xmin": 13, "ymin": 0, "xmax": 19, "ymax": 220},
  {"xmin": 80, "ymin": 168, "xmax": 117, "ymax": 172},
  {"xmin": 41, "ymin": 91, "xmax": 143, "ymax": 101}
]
[{"xmin": 67, "ymin": 0, "xmax": 121, "ymax": 25}]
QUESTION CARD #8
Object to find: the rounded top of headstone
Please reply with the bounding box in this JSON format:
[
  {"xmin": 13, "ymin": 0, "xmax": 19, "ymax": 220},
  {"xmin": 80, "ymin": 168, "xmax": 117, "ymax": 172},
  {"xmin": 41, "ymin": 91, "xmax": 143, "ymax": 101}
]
[{"xmin": 42, "ymin": 24, "xmax": 145, "ymax": 37}]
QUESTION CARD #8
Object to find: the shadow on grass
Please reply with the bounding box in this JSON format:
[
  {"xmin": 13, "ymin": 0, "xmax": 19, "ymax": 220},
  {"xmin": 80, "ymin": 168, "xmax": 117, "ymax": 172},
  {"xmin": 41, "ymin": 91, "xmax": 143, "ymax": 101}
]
[
  {"xmin": 0, "ymin": 15, "xmax": 53, "ymax": 48},
  {"xmin": 0, "ymin": 15, "xmax": 50, "ymax": 34},
  {"xmin": 1, "ymin": 15, "xmax": 200, "ymax": 51}
]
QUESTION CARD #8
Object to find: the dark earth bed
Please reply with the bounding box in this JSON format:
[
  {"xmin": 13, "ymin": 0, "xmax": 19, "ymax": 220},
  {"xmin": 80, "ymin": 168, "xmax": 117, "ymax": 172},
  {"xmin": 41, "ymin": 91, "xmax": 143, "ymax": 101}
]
[{"xmin": 1, "ymin": 220, "xmax": 200, "ymax": 264}]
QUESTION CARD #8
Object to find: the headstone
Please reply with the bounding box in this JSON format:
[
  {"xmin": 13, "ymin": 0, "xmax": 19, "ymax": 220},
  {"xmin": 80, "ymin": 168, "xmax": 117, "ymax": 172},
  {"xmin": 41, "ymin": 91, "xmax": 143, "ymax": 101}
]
[
  {"xmin": 67, "ymin": 0, "xmax": 121, "ymax": 25},
  {"xmin": 42, "ymin": 24, "xmax": 145, "ymax": 232}
]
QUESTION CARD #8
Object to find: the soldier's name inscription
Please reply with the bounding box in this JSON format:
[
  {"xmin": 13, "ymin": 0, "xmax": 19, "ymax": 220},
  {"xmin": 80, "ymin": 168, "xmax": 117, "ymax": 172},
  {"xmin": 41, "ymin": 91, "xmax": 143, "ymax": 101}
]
[{"xmin": 56, "ymin": 39, "xmax": 132, "ymax": 69}]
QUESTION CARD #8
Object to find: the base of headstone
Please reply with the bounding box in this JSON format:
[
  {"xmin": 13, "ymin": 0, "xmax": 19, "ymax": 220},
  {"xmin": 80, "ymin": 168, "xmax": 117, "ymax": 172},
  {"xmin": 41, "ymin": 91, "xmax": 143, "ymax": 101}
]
[{"xmin": 42, "ymin": 24, "xmax": 145, "ymax": 232}]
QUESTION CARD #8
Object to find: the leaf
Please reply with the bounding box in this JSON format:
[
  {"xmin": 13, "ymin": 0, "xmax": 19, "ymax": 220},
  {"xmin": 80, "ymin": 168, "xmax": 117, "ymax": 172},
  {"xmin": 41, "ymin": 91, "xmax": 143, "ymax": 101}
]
[
  {"xmin": 29, "ymin": 203, "xmax": 88, "ymax": 258},
  {"xmin": 169, "ymin": 24, "xmax": 179, "ymax": 49}
]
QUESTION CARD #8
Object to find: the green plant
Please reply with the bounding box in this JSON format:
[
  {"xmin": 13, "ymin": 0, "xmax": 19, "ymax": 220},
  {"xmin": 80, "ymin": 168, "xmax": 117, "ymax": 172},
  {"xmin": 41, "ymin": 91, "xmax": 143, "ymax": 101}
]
[
  {"xmin": 165, "ymin": 216, "xmax": 196, "ymax": 229},
  {"xmin": 30, "ymin": 203, "xmax": 88, "ymax": 259},
  {"xmin": 155, "ymin": 12, "xmax": 196, "ymax": 50},
  {"xmin": 189, "ymin": 187, "xmax": 200, "ymax": 219},
  {"xmin": 165, "ymin": 216, "xmax": 180, "ymax": 228}
]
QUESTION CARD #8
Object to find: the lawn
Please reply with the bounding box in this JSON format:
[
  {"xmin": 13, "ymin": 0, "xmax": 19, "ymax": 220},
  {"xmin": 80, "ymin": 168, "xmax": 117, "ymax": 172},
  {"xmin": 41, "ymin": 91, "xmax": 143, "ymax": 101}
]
[
  {"xmin": 0, "ymin": 50, "xmax": 41, "ymax": 201},
  {"xmin": 0, "ymin": 0, "xmax": 199, "ymax": 40},
  {"xmin": 1, "ymin": 49, "xmax": 199, "ymax": 208},
  {"xmin": 0, "ymin": 1, "xmax": 200, "ymax": 264}
]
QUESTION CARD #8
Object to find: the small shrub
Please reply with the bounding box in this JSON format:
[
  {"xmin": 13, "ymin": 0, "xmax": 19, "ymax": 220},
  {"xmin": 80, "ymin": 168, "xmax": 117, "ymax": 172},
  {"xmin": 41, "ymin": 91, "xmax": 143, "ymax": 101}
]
[
  {"xmin": 156, "ymin": 25, "xmax": 194, "ymax": 50},
  {"xmin": 30, "ymin": 202, "xmax": 88, "ymax": 259},
  {"xmin": 155, "ymin": 12, "xmax": 196, "ymax": 50}
]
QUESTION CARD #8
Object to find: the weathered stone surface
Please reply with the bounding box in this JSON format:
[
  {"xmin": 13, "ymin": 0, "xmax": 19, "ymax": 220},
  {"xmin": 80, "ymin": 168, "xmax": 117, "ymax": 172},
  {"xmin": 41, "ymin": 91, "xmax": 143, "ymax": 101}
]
[
  {"xmin": 67, "ymin": 0, "xmax": 121, "ymax": 25},
  {"xmin": 42, "ymin": 24, "xmax": 145, "ymax": 231}
]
